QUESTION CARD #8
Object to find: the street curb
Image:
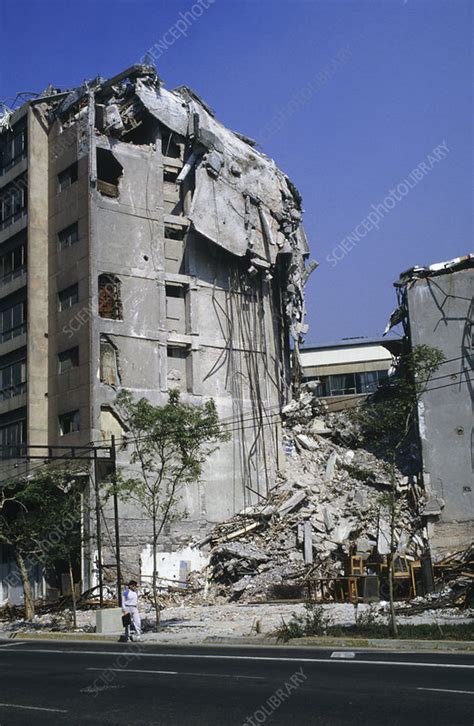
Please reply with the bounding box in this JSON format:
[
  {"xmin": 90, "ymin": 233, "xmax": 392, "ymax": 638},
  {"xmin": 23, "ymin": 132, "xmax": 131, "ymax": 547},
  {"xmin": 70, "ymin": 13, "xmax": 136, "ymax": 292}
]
[
  {"xmin": 205, "ymin": 635, "xmax": 474, "ymax": 653},
  {"xmin": 4, "ymin": 631, "xmax": 474, "ymax": 653},
  {"xmin": 288, "ymin": 636, "xmax": 474, "ymax": 652},
  {"xmin": 8, "ymin": 631, "xmax": 120, "ymax": 642}
]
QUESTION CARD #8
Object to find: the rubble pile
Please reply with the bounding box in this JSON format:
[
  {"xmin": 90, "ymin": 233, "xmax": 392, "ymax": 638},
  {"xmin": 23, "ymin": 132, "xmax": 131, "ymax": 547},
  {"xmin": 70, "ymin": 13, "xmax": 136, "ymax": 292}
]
[
  {"xmin": 406, "ymin": 544, "xmax": 474, "ymax": 612},
  {"xmin": 202, "ymin": 389, "xmax": 427, "ymax": 603}
]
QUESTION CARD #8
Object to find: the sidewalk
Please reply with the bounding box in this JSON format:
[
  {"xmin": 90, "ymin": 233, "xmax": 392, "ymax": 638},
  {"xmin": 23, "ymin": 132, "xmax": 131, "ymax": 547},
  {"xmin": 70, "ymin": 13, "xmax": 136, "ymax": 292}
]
[{"xmin": 6, "ymin": 630, "xmax": 474, "ymax": 653}]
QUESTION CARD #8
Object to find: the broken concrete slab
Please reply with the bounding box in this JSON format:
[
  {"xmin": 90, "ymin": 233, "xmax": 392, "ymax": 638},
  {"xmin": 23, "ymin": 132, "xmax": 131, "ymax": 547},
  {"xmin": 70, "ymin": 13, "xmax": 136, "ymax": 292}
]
[
  {"xmin": 325, "ymin": 451, "xmax": 338, "ymax": 483},
  {"xmin": 311, "ymin": 418, "xmax": 332, "ymax": 436},
  {"xmin": 296, "ymin": 433, "xmax": 318, "ymax": 451}
]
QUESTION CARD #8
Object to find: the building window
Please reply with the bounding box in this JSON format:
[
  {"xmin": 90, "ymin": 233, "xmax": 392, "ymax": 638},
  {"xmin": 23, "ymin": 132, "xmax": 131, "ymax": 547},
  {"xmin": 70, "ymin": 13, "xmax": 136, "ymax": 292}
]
[
  {"xmin": 59, "ymin": 410, "xmax": 80, "ymax": 435},
  {"xmin": 100, "ymin": 335, "xmax": 120, "ymax": 386},
  {"xmin": 164, "ymin": 226, "xmax": 186, "ymax": 274},
  {"xmin": 0, "ymin": 233, "xmax": 26, "ymax": 286},
  {"xmin": 161, "ymin": 129, "xmax": 182, "ymax": 159},
  {"xmin": 98, "ymin": 274, "xmax": 122, "ymax": 320},
  {"xmin": 0, "ymin": 119, "xmax": 27, "ymax": 176},
  {"xmin": 356, "ymin": 370, "xmax": 389, "ymax": 394},
  {"xmin": 167, "ymin": 344, "xmax": 190, "ymax": 392},
  {"xmin": 0, "ymin": 299, "xmax": 26, "ymax": 342},
  {"xmin": 58, "ymin": 283, "xmax": 79, "ymax": 312},
  {"xmin": 58, "ymin": 347, "xmax": 79, "ymax": 374},
  {"xmin": 0, "ymin": 174, "xmax": 27, "ymax": 230},
  {"xmin": 96, "ymin": 149, "xmax": 123, "ymax": 198},
  {"xmin": 166, "ymin": 283, "xmax": 187, "ymax": 334},
  {"xmin": 0, "ymin": 417, "xmax": 26, "ymax": 459},
  {"xmin": 58, "ymin": 222, "xmax": 79, "ymax": 250},
  {"xmin": 58, "ymin": 162, "xmax": 78, "ymax": 192},
  {"xmin": 317, "ymin": 369, "xmax": 390, "ymax": 397},
  {"xmin": 0, "ymin": 358, "xmax": 26, "ymax": 400}
]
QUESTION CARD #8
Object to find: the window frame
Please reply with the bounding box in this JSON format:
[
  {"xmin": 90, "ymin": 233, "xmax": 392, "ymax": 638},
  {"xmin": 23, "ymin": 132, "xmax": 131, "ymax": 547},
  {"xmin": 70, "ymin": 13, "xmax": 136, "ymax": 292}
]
[{"xmin": 58, "ymin": 283, "xmax": 79, "ymax": 312}]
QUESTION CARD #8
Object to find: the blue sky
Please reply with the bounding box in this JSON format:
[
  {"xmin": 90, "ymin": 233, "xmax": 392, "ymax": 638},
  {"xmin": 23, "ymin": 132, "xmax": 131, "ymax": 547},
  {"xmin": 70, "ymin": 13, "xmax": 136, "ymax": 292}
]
[{"xmin": 1, "ymin": 0, "xmax": 472, "ymax": 343}]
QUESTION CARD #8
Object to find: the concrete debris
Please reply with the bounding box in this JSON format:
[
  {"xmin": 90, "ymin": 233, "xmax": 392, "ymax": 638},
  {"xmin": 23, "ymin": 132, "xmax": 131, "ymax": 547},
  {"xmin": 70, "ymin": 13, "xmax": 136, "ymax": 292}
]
[
  {"xmin": 422, "ymin": 497, "xmax": 446, "ymax": 517},
  {"xmin": 277, "ymin": 489, "xmax": 307, "ymax": 515},
  {"xmin": 324, "ymin": 450, "xmax": 338, "ymax": 482},
  {"xmin": 195, "ymin": 387, "xmax": 428, "ymax": 603},
  {"xmin": 311, "ymin": 419, "xmax": 332, "ymax": 436},
  {"xmin": 296, "ymin": 434, "xmax": 319, "ymax": 451}
]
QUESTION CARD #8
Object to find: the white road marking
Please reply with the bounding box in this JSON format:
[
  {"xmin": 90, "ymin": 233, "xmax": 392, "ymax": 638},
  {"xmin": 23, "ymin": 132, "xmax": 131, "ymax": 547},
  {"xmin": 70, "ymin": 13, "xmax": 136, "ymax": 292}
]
[
  {"xmin": 81, "ymin": 684, "xmax": 125, "ymax": 693},
  {"xmin": 0, "ymin": 642, "xmax": 25, "ymax": 648},
  {"xmin": 8, "ymin": 648, "xmax": 474, "ymax": 669},
  {"xmin": 331, "ymin": 652, "xmax": 355, "ymax": 659},
  {"xmin": 0, "ymin": 702, "xmax": 68, "ymax": 713},
  {"xmin": 87, "ymin": 667, "xmax": 265, "ymax": 680},
  {"xmin": 417, "ymin": 687, "xmax": 474, "ymax": 696}
]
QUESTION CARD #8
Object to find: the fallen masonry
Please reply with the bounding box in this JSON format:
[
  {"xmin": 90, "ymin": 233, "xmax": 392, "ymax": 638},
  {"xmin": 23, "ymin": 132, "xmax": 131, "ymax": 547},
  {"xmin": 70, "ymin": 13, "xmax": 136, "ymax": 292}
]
[{"xmin": 190, "ymin": 388, "xmax": 472, "ymax": 606}]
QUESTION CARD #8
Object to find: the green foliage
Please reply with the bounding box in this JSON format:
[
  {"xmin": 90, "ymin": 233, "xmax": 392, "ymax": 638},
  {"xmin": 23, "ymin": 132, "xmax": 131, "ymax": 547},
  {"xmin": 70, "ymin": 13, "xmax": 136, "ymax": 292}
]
[
  {"xmin": 112, "ymin": 388, "xmax": 229, "ymax": 628},
  {"xmin": 276, "ymin": 603, "xmax": 334, "ymax": 642},
  {"xmin": 0, "ymin": 464, "xmax": 83, "ymax": 561},
  {"xmin": 112, "ymin": 389, "xmax": 230, "ymax": 536},
  {"xmin": 351, "ymin": 344, "xmax": 445, "ymax": 451},
  {"xmin": 276, "ymin": 604, "xmax": 474, "ymax": 642}
]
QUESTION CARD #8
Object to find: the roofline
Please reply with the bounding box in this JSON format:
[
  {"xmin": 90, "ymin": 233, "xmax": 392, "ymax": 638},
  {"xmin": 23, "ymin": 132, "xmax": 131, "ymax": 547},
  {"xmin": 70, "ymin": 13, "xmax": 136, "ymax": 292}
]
[{"xmin": 300, "ymin": 337, "xmax": 399, "ymax": 353}]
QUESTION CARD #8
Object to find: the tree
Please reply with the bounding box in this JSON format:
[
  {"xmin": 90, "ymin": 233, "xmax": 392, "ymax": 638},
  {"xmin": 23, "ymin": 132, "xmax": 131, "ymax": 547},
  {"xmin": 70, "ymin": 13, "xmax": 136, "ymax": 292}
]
[
  {"xmin": 112, "ymin": 389, "xmax": 230, "ymax": 628},
  {"xmin": 353, "ymin": 344, "xmax": 446, "ymax": 455},
  {"xmin": 0, "ymin": 465, "xmax": 83, "ymax": 622},
  {"xmin": 352, "ymin": 344, "xmax": 445, "ymax": 636}
]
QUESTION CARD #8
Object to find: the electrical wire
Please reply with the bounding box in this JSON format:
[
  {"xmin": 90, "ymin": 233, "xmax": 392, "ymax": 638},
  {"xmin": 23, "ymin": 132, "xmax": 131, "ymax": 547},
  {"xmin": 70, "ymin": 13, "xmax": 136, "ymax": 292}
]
[{"xmin": 0, "ymin": 374, "xmax": 471, "ymax": 489}]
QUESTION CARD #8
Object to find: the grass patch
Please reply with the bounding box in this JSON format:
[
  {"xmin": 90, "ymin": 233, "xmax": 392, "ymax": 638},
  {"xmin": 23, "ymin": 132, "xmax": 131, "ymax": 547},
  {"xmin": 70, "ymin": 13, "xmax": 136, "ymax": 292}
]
[
  {"xmin": 326, "ymin": 623, "xmax": 474, "ymax": 641},
  {"xmin": 275, "ymin": 604, "xmax": 474, "ymax": 642}
]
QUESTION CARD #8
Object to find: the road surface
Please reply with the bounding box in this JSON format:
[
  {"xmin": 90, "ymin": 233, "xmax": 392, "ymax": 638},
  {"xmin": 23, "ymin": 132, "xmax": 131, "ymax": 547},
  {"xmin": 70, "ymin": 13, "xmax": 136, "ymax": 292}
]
[{"xmin": 0, "ymin": 639, "xmax": 473, "ymax": 724}]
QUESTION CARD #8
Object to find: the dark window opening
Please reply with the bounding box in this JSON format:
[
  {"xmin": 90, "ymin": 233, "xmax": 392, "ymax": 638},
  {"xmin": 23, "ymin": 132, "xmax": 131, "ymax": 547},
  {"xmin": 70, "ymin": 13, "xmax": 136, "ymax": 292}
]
[
  {"xmin": 58, "ymin": 347, "xmax": 79, "ymax": 374},
  {"xmin": 161, "ymin": 129, "xmax": 181, "ymax": 159},
  {"xmin": 165, "ymin": 283, "xmax": 185, "ymax": 299},
  {"xmin": 0, "ymin": 233, "xmax": 26, "ymax": 286},
  {"xmin": 0, "ymin": 175, "xmax": 27, "ymax": 230},
  {"xmin": 58, "ymin": 222, "xmax": 79, "ymax": 250},
  {"xmin": 98, "ymin": 274, "xmax": 122, "ymax": 320},
  {"xmin": 122, "ymin": 109, "xmax": 159, "ymax": 145},
  {"xmin": 164, "ymin": 167, "xmax": 179, "ymax": 184},
  {"xmin": 164, "ymin": 226, "xmax": 185, "ymax": 241},
  {"xmin": 59, "ymin": 410, "xmax": 80, "ymax": 435},
  {"xmin": 58, "ymin": 283, "xmax": 79, "ymax": 312},
  {"xmin": 0, "ymin": 298, "xmax": 26, "ymax": 342},
  {"xmin": 167, "ymin": 345, "xmax": 188, "ymax": 359},
  {"xmin": 96, "ymin": 148, "xmax": 123, "ymax": 198},
  {"xmin": 0, "ymin": 357, "xmax": 26, "ymax": 400},
  {"xmin": 0, "ymin": 119, "xmax": 27, "ymax": 176},
  {"xmin": 0, "ymin": 417, "xmax": 26, "ymax": 458},
  {"xmin": 58, "ymin": 162, "xmax": 78, "ymax": 192}
]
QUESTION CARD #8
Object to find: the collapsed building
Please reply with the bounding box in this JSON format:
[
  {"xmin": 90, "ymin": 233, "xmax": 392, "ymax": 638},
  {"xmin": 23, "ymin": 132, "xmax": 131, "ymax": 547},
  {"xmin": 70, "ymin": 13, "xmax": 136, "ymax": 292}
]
[
  {"xmin": 191, "ymin": 255, "xmax": 474, "ymax": 606},
  {"xmin": 194, "ymin": 388, "xmax": 429, "ymax": 604},
  {"xmin": 0, "ymin": 64, "xmax": 315, "ymax": 600}
]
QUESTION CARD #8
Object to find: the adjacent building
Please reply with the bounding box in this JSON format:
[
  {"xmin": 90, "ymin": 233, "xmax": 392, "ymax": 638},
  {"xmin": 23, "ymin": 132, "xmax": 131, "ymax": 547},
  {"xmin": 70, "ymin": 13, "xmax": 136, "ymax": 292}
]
[
  {"xmin": 0, "ymin": 65, "xmax": 313, "ymax": 594},
  {"xmin": 300, "ymin": 338, "xmax": 397, "ymax": 410},
  {"xmin": 389, "ymin": 255, "xmax": 473, "ymax": 557}
]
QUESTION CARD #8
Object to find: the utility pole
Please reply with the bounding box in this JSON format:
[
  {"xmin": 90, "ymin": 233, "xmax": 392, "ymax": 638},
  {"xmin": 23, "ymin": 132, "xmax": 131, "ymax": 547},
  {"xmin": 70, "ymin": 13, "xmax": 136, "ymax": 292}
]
[
  {"xmin": 111, "ymin": 435, "xmax": 122, "ymax": 607},
  {"xmin": 0, "ymin": 442, "xmax": 116, "ymax": 609},
  {"xmin": 93, "ymin": 450, "xmax": 104, "ymax": 608}
]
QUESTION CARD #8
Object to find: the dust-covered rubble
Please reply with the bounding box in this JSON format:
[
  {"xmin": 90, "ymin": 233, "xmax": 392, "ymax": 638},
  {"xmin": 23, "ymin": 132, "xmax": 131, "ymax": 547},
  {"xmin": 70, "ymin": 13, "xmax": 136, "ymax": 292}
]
[{"xmin": 198, "ymin": 388, "xmax": 429, "ymax": 603}]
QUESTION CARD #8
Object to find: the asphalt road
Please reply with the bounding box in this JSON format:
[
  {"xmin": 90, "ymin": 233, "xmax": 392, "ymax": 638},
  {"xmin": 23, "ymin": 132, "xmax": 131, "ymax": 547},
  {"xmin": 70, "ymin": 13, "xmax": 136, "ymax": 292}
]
[{"xmin": 0, "ymin": 639, "xmax": 473, "ymax": 725}]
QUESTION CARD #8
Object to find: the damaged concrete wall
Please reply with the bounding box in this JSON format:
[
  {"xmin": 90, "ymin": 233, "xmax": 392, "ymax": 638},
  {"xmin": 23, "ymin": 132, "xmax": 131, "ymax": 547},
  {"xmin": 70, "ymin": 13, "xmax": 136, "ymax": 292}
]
[
  {"xmin": 403, "ymin": 261, "xmax": 474, "ymax": 556},
  {"xmin": 19, "ymin": 65, "xmax": 314, "ymax": 586}
]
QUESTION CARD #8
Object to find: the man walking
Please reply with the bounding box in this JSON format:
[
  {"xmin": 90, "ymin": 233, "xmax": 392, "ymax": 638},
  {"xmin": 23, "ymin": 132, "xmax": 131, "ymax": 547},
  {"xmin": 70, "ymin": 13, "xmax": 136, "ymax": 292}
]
[{"xmin": 122, "ymin": 580, "xmax": 141, "ymax": 642}]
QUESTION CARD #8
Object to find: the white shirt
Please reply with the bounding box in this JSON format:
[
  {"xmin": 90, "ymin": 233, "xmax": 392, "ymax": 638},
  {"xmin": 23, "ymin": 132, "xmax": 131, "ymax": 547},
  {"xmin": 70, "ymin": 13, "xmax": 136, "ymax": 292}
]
[{"xmin": 123, "ymin": 588, "xmax": 138, "ymax": 608}]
